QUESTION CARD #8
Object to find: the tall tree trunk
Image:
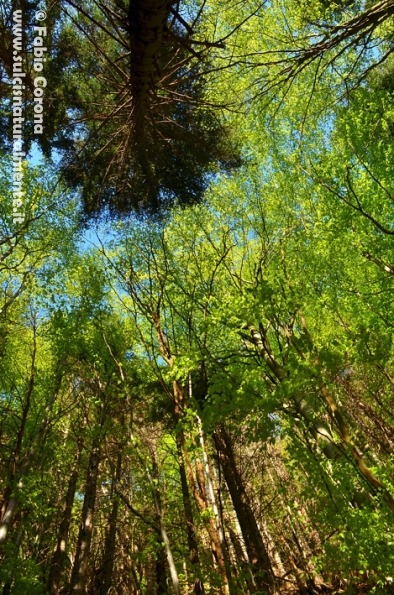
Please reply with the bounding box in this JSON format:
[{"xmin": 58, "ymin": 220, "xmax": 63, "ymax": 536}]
[
  {"xmin": 197, "ymin": 420, "xmax": 233, "ymax": 590},
  {"xmin": 48, "ymin": 436, "xmax": 84, "ymax": 594},
  {"xmin": 225, "ymin": 521, "xmax": 256, "ymax": 593},
  {"xmin": 149, "ymin": 447, "xmax": 180, "ymax": 595},
  {"xmin": 68, "ymin": 432, "xmax": 101, "ymax": 595},
  {"xmin": 1, "ymin": 526, "xmax": 23, "ymax": 595},
  {"xmin": 182, "ymin": 442, "xmax": 231, "ymax": 593},
  {"xmin": 173, "ymin": 380, "xmax": 231, "ymax": 594},
  {"xmin": 155, "ymin": 547, "xmax": 167, "ymax": 595},
  {"xmin": 176, "ymin": 433, "xmax": 205, "ymax": 595},
  {"xmin": 213, "ymin": 427, "xmax": 277, "ymax": 594},
  {"xmin": 95, "ymin": 450, "xmax": 122, "ymax": 595}
]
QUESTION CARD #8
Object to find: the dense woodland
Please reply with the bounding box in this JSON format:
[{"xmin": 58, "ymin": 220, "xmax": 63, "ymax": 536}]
[{"xmin": 1, "ymin": 0, "xmax": 394, "ymax": 593}]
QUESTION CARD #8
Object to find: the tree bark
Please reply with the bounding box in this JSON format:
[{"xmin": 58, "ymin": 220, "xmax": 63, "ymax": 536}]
[
  {"xmin": 176, "ymin": 433, "xmax": 205, "ymax": 594},
  {"xmin": 94, "ymin": 450, "xmax": 122, "ymax": 595},
  {"xmin": 213, "ymin": 427, "xmax": 276, "ymax": 594},
  {"xmin": 150, "ymin": 447, "xmax": 180, "ymax": 595},
  {"xmin": 48, "ymin": 437, "xmax": 84, "ymax": 594},
  {"xmin": 69, "ymin": 432, "xmax": 102, "ymax": 595}
]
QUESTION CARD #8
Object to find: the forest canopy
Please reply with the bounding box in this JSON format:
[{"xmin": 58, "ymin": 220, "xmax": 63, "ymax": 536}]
[{"xmin": 0, "ymin": 0, "xmax": 394, "ymax": 594}]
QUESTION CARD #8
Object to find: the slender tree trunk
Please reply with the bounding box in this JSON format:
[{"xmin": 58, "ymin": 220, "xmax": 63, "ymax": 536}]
[
  {"xmin": 155, "ymin": 547, "xmax": 167, "ymax": 595},
  {"xmin": 173, "ymin": 380, "xmax": 231, "ymax": 594},
  {"xmin": 95, "ymin": 450, "xmax": 122, "ymax": 595},
  {"xmin": 68, "ymin": 434, "xmax": 101, "ymax": 595},
  {"xmin": 176, "ymin": 433, "xmax": 205, "ymax": 594},
  {"xmin": 197, "ymin": 420, "xmax": 233, "ymax": 590},
  {"xmin": 150, "ymin": 447, "xmax": 180, "ymax": 595},
  {"xmin": 184, "ymin": 444, "xmax": 231, "ymax": 595},
  {"xmin": 226, "ymin": 521, "xmax": 256, "ymax": 593},
  {"xmin": 48, "ymin": 428, "xmax": 85, "ymax": 594}
]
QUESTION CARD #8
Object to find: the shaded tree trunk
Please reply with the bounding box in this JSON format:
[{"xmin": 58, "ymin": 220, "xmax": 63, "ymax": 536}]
[
  {"xmin": 48, "ymin": 437, "xmax": 84, "ymax": 594},
  {"xmin": 69, "ymin": 430, "xmax": 102, "ymax": 595},
  {"xmin": 213, "ymin": 427, "xmax": 276, "ymax": 594},
  {"xmin": 94, "ymin": 450, "xmax": 122, "ymax": 595}
]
